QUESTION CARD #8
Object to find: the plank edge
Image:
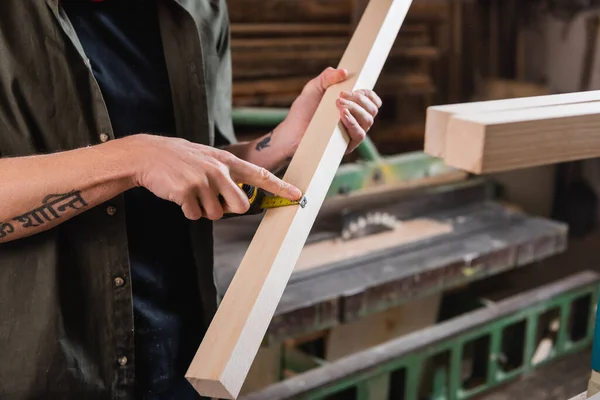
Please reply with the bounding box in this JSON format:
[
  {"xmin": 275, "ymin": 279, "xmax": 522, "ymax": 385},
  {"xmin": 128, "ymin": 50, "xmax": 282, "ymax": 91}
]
[
  {"xmin": 444, "ymin": 116, "xmax": 485, "ymax": 174},
  {"xmin": 424, "ymin": 106, "xmax": 452, "ymax": 157},
  {"xmin": 186, "ymin": 376, "xmax": 234, "ymax": 399}
]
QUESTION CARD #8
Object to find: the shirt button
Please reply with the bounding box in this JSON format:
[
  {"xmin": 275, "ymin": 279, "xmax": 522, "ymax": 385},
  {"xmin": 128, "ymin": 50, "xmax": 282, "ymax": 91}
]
[
  {"xmin": 106, "ymin": 206, "xmax": 117, "ymax": 216},
  {"xmin": 100, "ymin": 133, "xmax": 109, "ymax": 143},
  {"xmin": 117, "ymin": 356, "xmax": 128, "ymax": 366},
  {"xmin": 114, "ymin": 277, "xmax": 125, "ymax": 288}
]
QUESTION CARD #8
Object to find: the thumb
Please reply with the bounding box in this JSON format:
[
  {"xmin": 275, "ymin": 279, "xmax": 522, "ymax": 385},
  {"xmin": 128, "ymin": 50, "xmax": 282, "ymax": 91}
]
[{"xmin": 312, "ymin": 67, "xmax": 349, "ymax": 94}]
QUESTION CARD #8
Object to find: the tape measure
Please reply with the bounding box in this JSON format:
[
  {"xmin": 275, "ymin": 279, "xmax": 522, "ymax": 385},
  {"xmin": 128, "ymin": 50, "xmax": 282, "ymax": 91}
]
[{"xmin": 222, "ymin": 183, "xmax": 307, "ymax": 219}]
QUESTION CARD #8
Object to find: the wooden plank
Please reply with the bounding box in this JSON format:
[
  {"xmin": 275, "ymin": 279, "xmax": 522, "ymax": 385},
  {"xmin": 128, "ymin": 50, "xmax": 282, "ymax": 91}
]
[
  {"xmin": 227, "ymin": 0, "xmax": 352, "ymax": 23},
  {"xmin": 424, "ymin": 90, "xmax": 600, "ymax": 158},
  {"xmin": 231, "ymin": 37, "xmax": 439, "ymax": 80},
  {"xmin": 444, "ymin": 101, "xmax": 600, "ymax": 174},
  {"xmin": 231, "ymin": 37, "xmax": 347, "ymax": 80},
  {"xmin": 233, "ymin": 74, "xmax": 433, "ymax": 107},
  {"xmin": 185, "ymin": 1, "xmax": 413, "ymax": 398},
  {"xmin": 231, "ymin": 37, "xmax": 435, "ymax": 62},
  {"xmin": 232, "ymin": 37, "xmax": 348, "ymax": 50},
  {"xmin": 231, "ymin": 23, "xmax": 350, "ymax": 37},
  {"xmin": 232, "ymin": 73, "xmax": 432, "ymax": 97}
]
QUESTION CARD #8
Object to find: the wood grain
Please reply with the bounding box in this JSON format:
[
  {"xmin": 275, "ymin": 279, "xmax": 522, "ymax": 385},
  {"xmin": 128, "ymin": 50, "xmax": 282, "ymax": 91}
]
[
  {"xmin": 185, "ymin": 1, "xmax": 414, "ymax": 398},
  {"xmin": 424, "ymin": 90, "xmax": 600, "ymax": 158},
  {"xmin": 231, "ymin": 23, "xmax": 350, "ymax": 37},
  {"xmin": 231, "ymin": 37, "xmax": 438, "ymax": 80},
  {"xmin": 233, "ymin": 73, "xmax": 433, "ymax": 107},
  {"xmin": 227, "ymin": 0, "xmax": 352, "ymax": 23},
  {"xmin": 444, "ymin": 101, "xmax": 600, "ymax": 174}
]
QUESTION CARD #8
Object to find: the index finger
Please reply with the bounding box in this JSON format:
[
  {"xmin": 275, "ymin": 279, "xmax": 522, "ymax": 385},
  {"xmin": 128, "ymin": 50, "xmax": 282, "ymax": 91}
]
[{"xmin": 230, "ymin": 158, "xmax": 303, "ymax": 201}]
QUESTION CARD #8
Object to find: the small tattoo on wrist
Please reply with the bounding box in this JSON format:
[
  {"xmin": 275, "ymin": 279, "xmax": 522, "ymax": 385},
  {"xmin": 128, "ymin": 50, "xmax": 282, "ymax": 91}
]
[{"xmin": 255, "ymin": 131, "xmax": 273, "ymax": 151}]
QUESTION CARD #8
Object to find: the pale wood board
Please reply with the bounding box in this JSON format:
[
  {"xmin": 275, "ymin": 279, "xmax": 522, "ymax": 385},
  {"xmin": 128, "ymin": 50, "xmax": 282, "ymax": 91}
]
[
  {"xmin": 443, "ymin": 101, "xmax": 600, "ymax": 174},
  {"xmin": 295, "ymin": 218, "xmax": 452, "ymax": 272},
  {"xmin": 423, "ymin": 90, "xmax": 600, "ymax": 158},
  {"xmin": 185, "ymin": 1, "xmax": 414, "ymax": 398}
]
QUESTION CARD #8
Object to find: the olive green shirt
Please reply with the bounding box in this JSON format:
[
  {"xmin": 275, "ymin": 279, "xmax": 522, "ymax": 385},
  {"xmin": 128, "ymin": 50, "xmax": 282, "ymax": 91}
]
[{"xmin": 0, "ymin": 1, "xmax": 235, "ymax": 398}]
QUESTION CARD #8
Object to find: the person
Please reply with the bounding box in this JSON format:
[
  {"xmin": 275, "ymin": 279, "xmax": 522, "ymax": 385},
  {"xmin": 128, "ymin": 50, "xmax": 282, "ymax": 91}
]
[{"xmin": 0, "ymin": 1, "xmax": 382, "ymax": 399}]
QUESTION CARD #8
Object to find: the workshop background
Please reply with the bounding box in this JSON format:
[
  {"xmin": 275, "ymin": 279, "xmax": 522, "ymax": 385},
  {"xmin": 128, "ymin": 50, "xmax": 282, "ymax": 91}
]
[{"xmin": 217, "ymin": 1, "xmax": 600, "ymax": 399}]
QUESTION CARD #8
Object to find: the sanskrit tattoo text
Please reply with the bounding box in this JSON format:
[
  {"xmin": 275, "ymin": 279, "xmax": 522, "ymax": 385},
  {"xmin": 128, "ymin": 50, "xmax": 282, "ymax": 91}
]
[
  {"xmin": 0, "ymin": 222, "xmax": 14, "ymax": 238},
  {"xmin": 1, "ymin": 191, "xmax": 88, "ymax": 239}
]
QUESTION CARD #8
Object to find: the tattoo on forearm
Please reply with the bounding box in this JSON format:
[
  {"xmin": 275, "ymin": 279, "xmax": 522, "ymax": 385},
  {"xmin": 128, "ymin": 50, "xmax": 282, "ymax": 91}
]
[
  {"xmin": 0, "ymin": 222, "xmax": 14, "ymax": 238},
  {"xmin": 1, "ymin": 191, "xmax": 88, "ymax": 239},
  {"xmin": 255, "ymin": 131, "xmax": 273, "ymax": 151}
]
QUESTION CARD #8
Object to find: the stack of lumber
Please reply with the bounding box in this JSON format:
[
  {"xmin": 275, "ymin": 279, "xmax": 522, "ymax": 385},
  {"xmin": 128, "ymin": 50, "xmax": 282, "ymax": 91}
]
[
  {"xmin": 424, "ymin": 90, "xmax": 600, "ymax": 174},
  {"xmin": 228, "ymin": 0, "xmax": 461, "ymax": 154}
]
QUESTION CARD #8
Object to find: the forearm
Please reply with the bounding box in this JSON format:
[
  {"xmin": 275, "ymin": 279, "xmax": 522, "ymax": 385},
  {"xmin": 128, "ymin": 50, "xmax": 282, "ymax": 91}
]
[
  {"xmin": 0, "ymin": 136, "xmax": 137, "ymax": 243},
  {"xmin": 226, "ymin": 127, "xmax": 296, "ymax": 172}
]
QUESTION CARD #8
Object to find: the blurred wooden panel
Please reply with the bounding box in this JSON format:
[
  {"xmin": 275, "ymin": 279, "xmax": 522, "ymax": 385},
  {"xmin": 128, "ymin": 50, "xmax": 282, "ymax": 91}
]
[
  {"xmin": 231, "ymin": 23, "xmax": 350, "ymax": 37},
  {"xmin": 227, "ymin": 0, "xmax": 352, "ymax": 23},
  {"xmin": 228, "ymin": 0, "xmax": 461, "ymax": 153},
  {"xmin": 233, "ymin": 74, "xmax": 434, "ymax": 107},
  {"xmin": 231, "ymin": 37, "xmax": 347, "ymax": 80},
  {"xmin": 232, "ymin": 35, "xmax": 439, "ymax": 80}
]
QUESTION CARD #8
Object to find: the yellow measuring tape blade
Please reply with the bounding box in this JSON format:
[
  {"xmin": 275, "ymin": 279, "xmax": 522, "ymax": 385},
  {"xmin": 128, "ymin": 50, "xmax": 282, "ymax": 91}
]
[{"xmin": 260, "ymin": 195, "xmax": 307, "ymax": 209}]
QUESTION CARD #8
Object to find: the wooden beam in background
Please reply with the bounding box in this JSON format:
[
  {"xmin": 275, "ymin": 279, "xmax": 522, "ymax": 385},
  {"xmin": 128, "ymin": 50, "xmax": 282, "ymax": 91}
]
[
  {"xmin": 185, "ymin": 1, "xmax": 414, "ymax": 398},
  {"xmin": 230, "ymin": 23, "xmax": 350, "ymax": 37},
  {"xmin": 424, "ymin": 90, "xmax": 600, "ymax": 158},
  {"xmin": 444, "ymin": 101, "xmax": 600, "ymax": 174},
  {"xmin": 227, "ymin": 0, "xmax": 351, "ymax": 24}
]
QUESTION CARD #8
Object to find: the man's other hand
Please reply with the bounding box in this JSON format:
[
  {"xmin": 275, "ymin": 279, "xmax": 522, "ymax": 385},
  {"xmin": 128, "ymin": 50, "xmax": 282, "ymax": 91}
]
[
  {"xmin": 276, "ymin": 67, "xmax": 382, "ymax": 155},
  {"xmin": 131, "ymin": 135, "xmax": 302, "ymax": 220}
]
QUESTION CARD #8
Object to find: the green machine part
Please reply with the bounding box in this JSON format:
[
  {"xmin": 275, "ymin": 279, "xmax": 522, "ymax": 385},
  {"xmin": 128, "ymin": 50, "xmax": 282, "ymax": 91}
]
[
  {"xmin": 241, "ymin": 272, "xmax": 600, "ymax": 400},
  {"xmin": 231, "ymin": 107, "xmax": 460, "ymax": 198}
]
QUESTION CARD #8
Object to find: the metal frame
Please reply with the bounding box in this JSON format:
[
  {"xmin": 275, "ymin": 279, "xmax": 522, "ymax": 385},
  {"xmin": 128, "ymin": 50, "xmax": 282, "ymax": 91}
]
[{"xmin": 242, "ymin": 271, "xmax": 600, "ymax": 400}]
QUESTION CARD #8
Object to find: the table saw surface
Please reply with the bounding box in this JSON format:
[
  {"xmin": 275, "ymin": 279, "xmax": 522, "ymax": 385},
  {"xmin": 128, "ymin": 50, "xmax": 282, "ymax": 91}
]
[{"xmin": 213, "ymin": 179, "xmax": 568, "ymax": 342}]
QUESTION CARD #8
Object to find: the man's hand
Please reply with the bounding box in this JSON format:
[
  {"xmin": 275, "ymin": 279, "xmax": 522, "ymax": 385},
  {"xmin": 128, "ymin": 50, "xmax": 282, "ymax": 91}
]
[
  {"xmin": 277, "ymin": 67, "xmax": 382, "ymax": 155},
  {"xmin": 227, "ymin": 67, "xmax": 383, "ymax": 172},
  {"xmin": 132, "ymin": 135, "xmax": 302, "ymax": 220}
]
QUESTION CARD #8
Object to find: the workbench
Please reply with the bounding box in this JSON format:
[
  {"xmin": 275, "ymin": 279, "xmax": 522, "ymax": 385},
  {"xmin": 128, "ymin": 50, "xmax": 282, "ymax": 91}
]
[{"xmin": 213, "ymin": 178, "xmax": 568, "ymax": 344}]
